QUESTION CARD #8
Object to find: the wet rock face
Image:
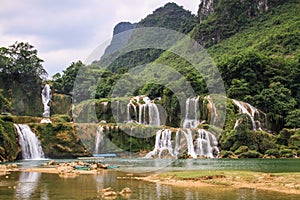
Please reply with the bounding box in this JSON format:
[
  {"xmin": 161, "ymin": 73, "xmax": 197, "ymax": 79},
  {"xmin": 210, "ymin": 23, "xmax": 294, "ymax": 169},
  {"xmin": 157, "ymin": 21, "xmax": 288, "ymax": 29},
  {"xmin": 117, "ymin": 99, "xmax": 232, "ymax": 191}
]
[
  {"xmin": 198, "ymin": 0, "xmax": 217, "ymax": 22},
  {"xmin": 198, "ymin": 0, "xmax": 271, "ymax": 22},
  {"xmin": 257, "ymin": 0, "xmax": 269, "ymax": 12},
  {"xmin": 113, "ymin": 22, "xmax": 137, "ymax": 36}
]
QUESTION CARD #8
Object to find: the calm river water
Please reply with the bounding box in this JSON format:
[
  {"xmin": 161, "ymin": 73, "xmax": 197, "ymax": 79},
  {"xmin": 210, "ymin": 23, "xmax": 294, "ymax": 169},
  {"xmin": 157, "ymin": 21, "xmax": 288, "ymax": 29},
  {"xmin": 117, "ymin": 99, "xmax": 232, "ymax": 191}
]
[{"xmin": 1, "ymin": 159, "xmax": 300, "ymax": 199}]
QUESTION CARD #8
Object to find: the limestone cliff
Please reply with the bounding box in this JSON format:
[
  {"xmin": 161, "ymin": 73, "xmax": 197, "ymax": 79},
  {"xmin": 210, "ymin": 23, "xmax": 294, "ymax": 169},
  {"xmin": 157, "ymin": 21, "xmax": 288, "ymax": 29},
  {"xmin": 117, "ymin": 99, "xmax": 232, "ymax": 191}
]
[{"xmin": 194, "ymin": 0, "xmax": 292, "ymax": 47}]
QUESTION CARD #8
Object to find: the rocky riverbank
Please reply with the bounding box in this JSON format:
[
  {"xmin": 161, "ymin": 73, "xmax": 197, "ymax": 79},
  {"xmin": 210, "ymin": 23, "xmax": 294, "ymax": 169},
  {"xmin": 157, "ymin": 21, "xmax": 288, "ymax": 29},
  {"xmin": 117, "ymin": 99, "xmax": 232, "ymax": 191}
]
[{"xmin": 136, "ymin": 170, "xmax": 300, "ymax": 195}]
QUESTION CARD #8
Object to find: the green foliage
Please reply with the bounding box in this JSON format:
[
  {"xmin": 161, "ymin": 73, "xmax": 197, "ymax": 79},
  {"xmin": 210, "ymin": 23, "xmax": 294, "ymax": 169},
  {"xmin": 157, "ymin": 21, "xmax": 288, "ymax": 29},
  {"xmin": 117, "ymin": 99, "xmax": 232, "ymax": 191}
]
[
  {"xmin": 265, "ymin": 149, "xmax": 280, "ymax": 158},
  {"xmin": 239, "ymin": 150, "xmax": 262, "ymax": 158},
  {"xmin": 206, "ymin": 2, "xmax": 300, "ymax": 131},
  {"xmin": 0, "ymin": 42, "xmax": 46, "ymax": 116},
  {"xmin": 138, "ymin": 83, "xmax": 164, "ymax": 100},
  {"xmin": 234, "ymin": 146, "xmax": 249, "ymax": 155},
  {"xmin": 52, "ymin": 61, "xmax": 82, "ymax": 94},
  {"xmin": 0, "ymin": 119, "xmax": 19, "ymax": 162},
  {"xmin": 279, "ymin": 148, "xmax": 294, "ymax": 158},
  {"xmin": 0, "ymin": 89, "xmax": 10, "ymax": 113},
  {"xmin": 10, "ymin": 116, "xmax": 41, "ymax": 124},
  {"xmin": 51, "ymin": 93, "xmax": 72, "ymax": 116},
  {"xmin": 285, "ymin": 109, "xmax": 300, "ymax": 128},
  {"xmin": 0, "ymin": 42, "xmax": 47, "ymax": 80},
  {"xmin": 29, "ymin": 123, "xmax": 90, "ymax": 158},
  {"xmin": 220, "ymin": 150, "xmax": 235, "ymax": 158},
  {"xmin": 255, "ymin": 82, "xmax": 296, "ymax": 130},
  {"xmin": 218, "ymin": 51, "xmax": 269, "ymax": 100},
  {"xmin": 194, "ymin": 0, "xmax": 299, "ymax": 47},
  {"xmin": 289, "ymin": 134, "xmax": 300, "ymax": 148},
  {"xmin": 51, "ymin": 114, "xmax": 71, "ymax": 123},
  {"xmin": 220, "ymin": 122, "xmax": 276, "ymax": 155},
  {"xmin": 138, "ymin": 2, "xmax": 196, "ymax": 34},
  {"xmin": 276, "ymin": 128, "xmax": 294, "ymax": 146}
]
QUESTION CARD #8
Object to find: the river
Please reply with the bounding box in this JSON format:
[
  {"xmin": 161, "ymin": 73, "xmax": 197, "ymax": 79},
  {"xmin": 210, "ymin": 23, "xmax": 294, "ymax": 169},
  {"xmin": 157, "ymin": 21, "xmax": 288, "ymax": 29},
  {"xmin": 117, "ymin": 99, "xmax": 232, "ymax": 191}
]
[{"xmin": 1, "ymin": 158, "xmax": 300, "ymax": 199}]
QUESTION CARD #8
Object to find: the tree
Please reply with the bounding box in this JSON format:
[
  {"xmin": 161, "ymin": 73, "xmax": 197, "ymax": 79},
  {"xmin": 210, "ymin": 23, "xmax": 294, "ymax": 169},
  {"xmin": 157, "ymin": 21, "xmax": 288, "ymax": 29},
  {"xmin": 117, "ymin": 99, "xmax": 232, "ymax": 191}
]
[
  {"xmin": 227, "ymin": 79, "xmax": 251, "ymax": 100},
  {"xmin": 0, "ymin": 89, "xmax": 10, "ymax": 113},
  {"xmin": 52, "ymin": 61, "xmax": 82, "ymax": 95},
  {"xmin": 0, "ymin": 42, "xmax": 47, "ymax": 116},
  {"xmin": 218, "ymin": 51, "xmax": 268, "ymax": 96},
  {"xmin": 254, "ymin": 82, "xmax": 296, "ymax": 131},
  {"xmin": 285, "ymin": 109, "xmax": 300, "ymax": 128},
  {"xmin": 0, "ymin": 42, "xmax": 47, "ymax": 81}
]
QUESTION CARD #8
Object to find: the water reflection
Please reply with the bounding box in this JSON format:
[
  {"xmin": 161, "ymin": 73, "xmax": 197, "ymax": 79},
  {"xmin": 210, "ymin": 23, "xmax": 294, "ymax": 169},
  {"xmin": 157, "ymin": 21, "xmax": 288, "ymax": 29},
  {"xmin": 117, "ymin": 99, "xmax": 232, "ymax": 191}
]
[
  {"xmin": 15, "ymin": 172, "xmax": 42, "ymax": 200},
  {"xmin": 3, "ymin": 158, "xmax": 300, "ymax": 199}
]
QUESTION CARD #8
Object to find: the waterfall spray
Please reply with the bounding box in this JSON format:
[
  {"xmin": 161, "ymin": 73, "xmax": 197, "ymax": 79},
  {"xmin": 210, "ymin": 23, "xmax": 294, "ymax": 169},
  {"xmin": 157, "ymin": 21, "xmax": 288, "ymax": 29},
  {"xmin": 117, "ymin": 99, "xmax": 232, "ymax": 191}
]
[
  {"xmin": 14, "ymin": 124, "xmax": 45, "ymax": 160},
  {"xmin": 41, "ymin": 84, "xmax": 52, "ymax": 123}
]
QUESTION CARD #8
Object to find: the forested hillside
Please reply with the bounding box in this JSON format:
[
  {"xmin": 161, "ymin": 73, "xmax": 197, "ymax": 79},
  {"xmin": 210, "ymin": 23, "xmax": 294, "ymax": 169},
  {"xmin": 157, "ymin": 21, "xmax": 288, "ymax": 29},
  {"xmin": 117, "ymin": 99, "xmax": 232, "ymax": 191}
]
[{"xmin": 50, "ymin": 1, "xmax": 300, "ymax": 131}]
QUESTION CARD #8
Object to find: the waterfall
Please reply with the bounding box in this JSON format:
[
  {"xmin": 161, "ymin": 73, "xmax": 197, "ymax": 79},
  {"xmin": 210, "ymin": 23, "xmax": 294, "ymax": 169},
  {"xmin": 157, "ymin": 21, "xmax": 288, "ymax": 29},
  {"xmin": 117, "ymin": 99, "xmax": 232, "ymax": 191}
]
[
  {"xmin": 195, "ymin": 129, "xmax": 219, "ymax": 158},
  {"xmin": 126, "ymin": 96, "xmax": 160, "ymax": 126},
  {"xmin": 183, "ymin": 96, "xmax": 200, "ymax": 128},
  {"xmin": 14, "ymin": 124, "xmax": 45, "ymax": 160},
  {"xmin": 182, "ymin": 96, "xmax": 219, "ymax": 158},
  {"xmin": 146, "ymin": 128, "xmax": 219, "ymax": 159},
  {"xmin": 94, "ymin": 125, "xmax": 104, "ymax": 154},
  {"xmin": 41, "ymin": 84, "xmax": 52, "ymax": 123},
  {"xmin": 182, "ymin": 129, "xmax": 197, "ymax": 158},
  {"xmin": 232, "ymin": 99, "xmax": 263, "ymax": 130},
  {"xmin": 204, "ymin": 95, "xmax": 218, "ymax": 126},
  {"xmin": 146, "ymin": 96, "xmax": 221, "ymax": 159},
  {"xmin": 145, "ymin": 129, "xmax": 175, "ymax": 158},
  {"xmin": 127, "ymin": 99, "xmax": 137, "ymax": 122}
]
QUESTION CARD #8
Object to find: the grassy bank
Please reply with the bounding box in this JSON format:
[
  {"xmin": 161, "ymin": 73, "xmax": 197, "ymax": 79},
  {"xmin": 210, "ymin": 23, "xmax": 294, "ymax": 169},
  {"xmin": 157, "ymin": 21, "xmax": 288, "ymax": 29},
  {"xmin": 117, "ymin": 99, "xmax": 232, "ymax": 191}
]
[{"xmin": 143, "ymin": 170, "xmax": 300, "ymax": 194}]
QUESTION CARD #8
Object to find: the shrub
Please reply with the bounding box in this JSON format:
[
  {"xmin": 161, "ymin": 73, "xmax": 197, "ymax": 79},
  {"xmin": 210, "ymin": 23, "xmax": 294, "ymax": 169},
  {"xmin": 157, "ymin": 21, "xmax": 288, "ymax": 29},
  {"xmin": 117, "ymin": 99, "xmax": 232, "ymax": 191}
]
[
  {"xmin": 279, "ymin": 149, "xmax": 293, "ymax": 158},
  {"xmin": 239, "ymin": 150, "xmax": 262, "ymax": 158},
  {"xmin": 234, "ymin": 146, "xmax": 249, "ymax": 155},
  {"xmin": 220, "ymin": 150, "xmax": 236, "ymax": 158},
  {"xmin": 265, "ymin": 149, "xmax": 280, "ymax": 157}
]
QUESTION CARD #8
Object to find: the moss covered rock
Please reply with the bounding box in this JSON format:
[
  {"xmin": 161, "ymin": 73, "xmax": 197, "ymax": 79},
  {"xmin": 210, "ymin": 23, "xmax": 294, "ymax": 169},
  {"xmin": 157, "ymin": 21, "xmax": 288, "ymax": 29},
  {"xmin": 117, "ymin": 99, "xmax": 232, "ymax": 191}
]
[
  {"xmin": 51, "ymin": 94, "xmax": 72, "ymax": 116},
  {"xmin": 0, "ymin": 119, "xmax": 20, "ymax": 162},
  {"xmin": 29, "ymin": 123, "xmax": 90, "ymax": 158}
]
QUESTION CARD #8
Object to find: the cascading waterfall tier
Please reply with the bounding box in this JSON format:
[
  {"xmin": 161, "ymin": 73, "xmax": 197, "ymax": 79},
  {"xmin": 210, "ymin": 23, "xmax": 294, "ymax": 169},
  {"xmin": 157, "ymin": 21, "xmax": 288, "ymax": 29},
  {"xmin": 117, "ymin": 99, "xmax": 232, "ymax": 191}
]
[
  {"xmin": 93, "ymin": 124, "xmax": 122, "ymax": 155},
  {"xmin": 14, "ymin": 124, "xmax": 45, "ymax": 160},
  {"xmin": 232, "ymin": 99, "xmax": 267, "ymax": 130},
  {"xmin": 145, "ymin": 129, "xmax": 175, "ymax": 158},
  {"xmin": 146, "ymin": 96, "xmax": 220, "ymax": 159},
  {"xmin": 127, "ymin": 96, "xmax": 161, "ymax": 126},
  {"xmin": 145, "ymin": 128, "xmax": 219, "ymax": 159},
  {"xmin": 94, "ymin": 125, "xmax": 104, "ymax": 154},
  {"xmin": 204, "ymin": 95, "xmax": 218, "ymax": 126},
  {"xmin": 182, "ymin": 96, "xmax": 200, "ymax": 128},
  {"xmin": 41, "ymin": 84, "xmax": 52, "ymax": 123}
]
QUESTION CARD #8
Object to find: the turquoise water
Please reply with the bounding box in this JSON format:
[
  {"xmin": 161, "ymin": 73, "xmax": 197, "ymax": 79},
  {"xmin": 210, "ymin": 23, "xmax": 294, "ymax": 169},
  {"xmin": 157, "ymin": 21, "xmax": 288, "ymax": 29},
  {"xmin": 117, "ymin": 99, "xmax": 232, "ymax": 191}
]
[
  {"xmin": 1, "ymin": 159, "xmax": 300, "ymax": 199},
  {"xmin": 102, "ymin": 158, "xmax": 300, "ymax": 173}
]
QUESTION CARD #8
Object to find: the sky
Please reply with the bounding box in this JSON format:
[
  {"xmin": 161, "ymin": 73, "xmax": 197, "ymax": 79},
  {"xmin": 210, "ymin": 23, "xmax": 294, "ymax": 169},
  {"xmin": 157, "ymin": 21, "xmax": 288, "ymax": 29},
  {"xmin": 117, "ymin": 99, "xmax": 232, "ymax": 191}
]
[{"xmin": 0, "ymin": 0, "xmax": 199, "ymax": 77}]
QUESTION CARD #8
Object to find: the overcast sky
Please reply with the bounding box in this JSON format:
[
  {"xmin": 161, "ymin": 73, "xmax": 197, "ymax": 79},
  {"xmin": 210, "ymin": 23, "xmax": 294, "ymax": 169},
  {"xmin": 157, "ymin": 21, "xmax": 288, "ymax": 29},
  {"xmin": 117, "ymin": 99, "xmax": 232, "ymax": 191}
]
[{"xmin": 0, "ymin": 0, "xmax": 199, "ymax": 77}]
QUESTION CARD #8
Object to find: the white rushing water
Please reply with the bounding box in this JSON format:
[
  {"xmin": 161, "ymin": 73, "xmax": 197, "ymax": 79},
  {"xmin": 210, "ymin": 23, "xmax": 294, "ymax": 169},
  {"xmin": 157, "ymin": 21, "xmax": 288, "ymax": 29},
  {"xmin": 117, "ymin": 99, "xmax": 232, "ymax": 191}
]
[
  {"xmin": 232, "ymin": 99, "xmax": 264, "ymax": 130},
  {"xmin": 182, "ymin": 96, "xmax": 200, "ymax": 128},
  {"xmin": 204, "ymin": 95, "xmax": 218, "ymax": 126},
  {"xmin": 126, "ymin": 96, "xmax": 161, "ymax": 126},
  {"xmin": 146, "ymin": 96, "xmax": 220, "ymax": 159},
  {"xmin": 127, "ymin": 99, "xmax": 137, "ymax": 122},
  {"xmin": 145, "ymin": 129, "xmax": 175, "ymax": 158},
  {"xmin": 14, "ymin": 124, "xmax": 45, "ymax": 160},
  {"xmin": 94, "ymin": 125, "xmax": 104, "ymax": 154},
  {"xmin": 41, "ymin": 84, "xmax": 52, "ymax": 123}
]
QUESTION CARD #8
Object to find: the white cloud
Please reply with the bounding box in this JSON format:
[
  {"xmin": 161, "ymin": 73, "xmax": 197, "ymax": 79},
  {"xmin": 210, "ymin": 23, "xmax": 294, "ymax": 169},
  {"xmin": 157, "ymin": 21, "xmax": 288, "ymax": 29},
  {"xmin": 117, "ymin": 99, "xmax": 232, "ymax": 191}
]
[{"xmin": 0, "ymin": 0, "xmax": 200, "ymax": 77}]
